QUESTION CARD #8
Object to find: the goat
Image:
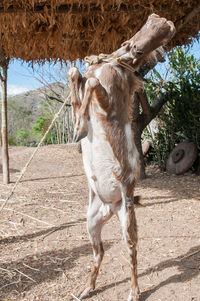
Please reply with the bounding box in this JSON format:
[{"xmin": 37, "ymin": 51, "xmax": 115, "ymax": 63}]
[
  {"xmin": 68, "ymin": 63, "xmax": 140, "ymax": 300},
  {"xmin": 68, "ymin": 14, "xmax": 175, "ymax": 301}
]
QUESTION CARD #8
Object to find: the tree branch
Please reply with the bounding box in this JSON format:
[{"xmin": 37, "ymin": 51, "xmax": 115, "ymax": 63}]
[
  {"xmin": 139, "ymin": 93, "xmax": 168, "ymax": 130},
  {"xmin": 136, "ymin": 89, "xmax": 151, "ymax": 116},
  {"xmin": 151, "ymin": 93, "xmax": 168, "ymax": 118},
  {"xmin": 47, "ymin": 95, "xmax": 71, "ymax": 106}
]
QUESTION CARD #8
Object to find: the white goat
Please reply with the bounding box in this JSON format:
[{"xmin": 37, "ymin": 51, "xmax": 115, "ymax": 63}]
[
  {"xmin": 68, "ymin": 63, "xmax": 141, "ymax": 300},
  {"xmin": 68, "ymin": 14, "xmax": 175, "ymax": 301}
]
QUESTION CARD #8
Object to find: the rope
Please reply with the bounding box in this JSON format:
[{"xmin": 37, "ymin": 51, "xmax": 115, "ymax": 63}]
[
  {"xmin": 114, "ymin": 57, "xmax": 135, "ymax": 72},
  {"xmin": 85, "ymin": 54, "xmax": 135, "ymax": 73},
  {"xmin": 0, "ymin": 93, "xmax": 71, "ymax": 212}
]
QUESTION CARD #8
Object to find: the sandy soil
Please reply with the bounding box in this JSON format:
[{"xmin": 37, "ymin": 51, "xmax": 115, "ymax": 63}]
[{"xmin": 0, "ymin": 145, "xmax": 200, "ymax": 301}]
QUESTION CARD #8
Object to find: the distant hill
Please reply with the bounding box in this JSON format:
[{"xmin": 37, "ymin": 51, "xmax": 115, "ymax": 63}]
[
  {"xmin": 8, "ymin": 82, "xmax": 69, "ymax": 117},
  {"xmin": 2, "ymin": 82, "xmax": 71, "ymax": 145}
]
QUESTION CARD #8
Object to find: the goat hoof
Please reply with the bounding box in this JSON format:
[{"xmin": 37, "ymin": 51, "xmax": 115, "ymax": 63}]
[
  {"xmin": 127, "ymin": 288, "xmax": 140, "ymax": 301},
  {"xmin": 68, "ymin": 67, "xmax": 80, "ymax": 80},
  {"xmin": 76, "ymin": 286, "xmax": 92, "ymax": 300},
  {"xmin": 127, "ymin": 295, "xmax": 139, "ymax": 301}
]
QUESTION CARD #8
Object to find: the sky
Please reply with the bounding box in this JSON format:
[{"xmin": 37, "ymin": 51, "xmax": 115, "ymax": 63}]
[
  {"xmin": 6, "ymin": 60, "xmax": 69, "ymax": 96},
  {"xmin": 3, "ymin": 40, "xmax": 200, "ymax": 96}
]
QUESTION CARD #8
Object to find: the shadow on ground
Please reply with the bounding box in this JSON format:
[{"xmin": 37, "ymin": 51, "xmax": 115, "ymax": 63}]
[
  {"xmin": 72, "ymin": 245, "xmax": 200, "ymax": 300},
  {"xmin": 138, "ymin": 170, "xmax": 199, "ymax": 203},
  {"xmin": 0, "ymin": 219, "xmax": 87, "ymax": 245},
  {"xmin": 0, "ymin": 240, "xmax": 112, "ymax": 300},
  {"xmin": 0, "ymin": 166, "xmax": 19, "ymax": 173},
  {"xmin": 139, "ymin": 244, "xmax": 200, "ymax": 300}
]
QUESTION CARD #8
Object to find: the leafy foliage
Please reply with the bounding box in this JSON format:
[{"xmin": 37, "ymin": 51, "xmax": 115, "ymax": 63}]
[
  {"xmin": 16, "ymin": 128, "xmax": 30, "ymax": 146},
  {"xmin": 32, "ymin": 114, "xmax": 57, "ymax": 145},
  {"xmin": 7, "ymin": 98, "xmax": 34, "ymax": 146},
  {"xmin": 144, "ymin": 47, "xmax": 200, "ymax": 169}
]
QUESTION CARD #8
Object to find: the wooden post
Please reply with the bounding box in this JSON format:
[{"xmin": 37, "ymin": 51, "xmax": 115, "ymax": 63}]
[{"xmin": 0, "ymin": 55, "xmax": 10, "ymax": 184}]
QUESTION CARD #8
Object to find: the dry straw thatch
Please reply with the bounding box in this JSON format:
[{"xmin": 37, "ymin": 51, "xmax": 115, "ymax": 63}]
[{"xmin": 0, "ymin": 0, "xmax": 199, "ymax": 62}]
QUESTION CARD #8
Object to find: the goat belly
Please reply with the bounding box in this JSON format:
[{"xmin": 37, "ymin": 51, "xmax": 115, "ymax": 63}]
[
  {"xmin": 87, "ymin": 157, "xmax": 121, "ymax": 204},
  {"xmin": 81, "ymin": 138, "xmax": 122, "ymax": 204},
  {"xmin": 93, "ymin": 162, "xmax": 121, "ymax": 204}
]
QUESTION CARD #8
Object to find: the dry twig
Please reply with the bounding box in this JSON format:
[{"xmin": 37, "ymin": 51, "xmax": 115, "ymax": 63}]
[
  {"xmin": 22, "ymin": 263, "xmax": 40, "ymax": 272},
  {"xmin": 0, "ymin": 280, "xmax": 21, "ymax": 291},
  {"xmin": 70, "ymin": 293, "xmax": 82, "ymax": 301},
  {"xmin": 4, "ymin": 207, "xmax": 55, "ymax": 226},
  {"xmin": 14, "ymin": 268, "xmax": 36, "ymax": 283}
]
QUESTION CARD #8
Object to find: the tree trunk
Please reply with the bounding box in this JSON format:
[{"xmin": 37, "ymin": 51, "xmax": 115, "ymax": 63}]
[
  {"xmin": 132, "ymin": 122, "xmax": 146, "ymax": 179},
  {"xmin": 131, "ymin": 85, "xmax": 169, "ymax": 180},
  {"xmin": 1, "ymin": 62, "xmax": 10, "ymax": 184},
  {"xmin": 132, "ymin": 92, "xmax": 146, "ymax": 179}
]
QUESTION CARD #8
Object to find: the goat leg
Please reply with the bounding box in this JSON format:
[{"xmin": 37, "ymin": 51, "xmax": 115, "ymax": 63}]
[
  {"xmin": 79, "ymin": 76, "xmax": 110, "ymax": 117},
  {"xmin": 68, "ymin": 67, "xmax": 83, "ymax": 108},
  {"xmin": 75, "ymin": 190, "xmax": 113, "ymax": 300},
  {"xmin": 116, "ymin": 191, "xmax": 139, "ymax": 301}
]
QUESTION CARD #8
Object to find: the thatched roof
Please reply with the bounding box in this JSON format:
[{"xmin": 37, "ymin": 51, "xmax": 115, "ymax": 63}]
[{"xmin": 0, "ymin": 1, "xmax": 199, "ymax": 62}]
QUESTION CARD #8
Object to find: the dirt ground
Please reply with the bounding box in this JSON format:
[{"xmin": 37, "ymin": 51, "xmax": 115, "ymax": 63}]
[{"xmin": 0, "ymin": 145, "xmax": 200, "ymax": 301}]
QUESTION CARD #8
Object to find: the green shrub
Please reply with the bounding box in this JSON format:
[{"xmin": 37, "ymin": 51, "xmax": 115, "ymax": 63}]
[
  {"xmin": 144, "ymin": 47, "xmax": 200, "ymax": 169},
  {"xmin": 15, "ymin": 128, "xmax": 30, "ymax": 146},
  {"xmin": 8, "ymin": 137, "xmax": 16, "ymax": 146}
]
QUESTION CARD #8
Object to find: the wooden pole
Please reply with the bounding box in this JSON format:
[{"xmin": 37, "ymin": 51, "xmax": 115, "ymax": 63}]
[{"xmin": 0, "ymin": 57, "xmax": 10, "ymax": 184}]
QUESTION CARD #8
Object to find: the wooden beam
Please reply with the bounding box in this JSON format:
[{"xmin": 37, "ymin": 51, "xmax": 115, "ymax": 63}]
[
  {"xmin": 0, "ymin": 4, "xmax": 138, "ymax": 14},
  {"xmin": 0, "ymin": 3, "xmax": 199, "ymax": 22}
]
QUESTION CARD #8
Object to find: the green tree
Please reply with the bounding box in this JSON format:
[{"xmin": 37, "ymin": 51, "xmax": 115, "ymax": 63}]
[
  {"xmin": 7, "ymin": 98, "xmax": 34, "ymax": 145},
  {"xmin": 144, "ymin": 47, "xmax": 200, "ymax": 169},
  {"xmin": 15, "ymin": 128, "xmax": 30, "ymax": 146},
  {"xmin": 32, "ymin": 115, "xmax": 53, "ymax": 144}
]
